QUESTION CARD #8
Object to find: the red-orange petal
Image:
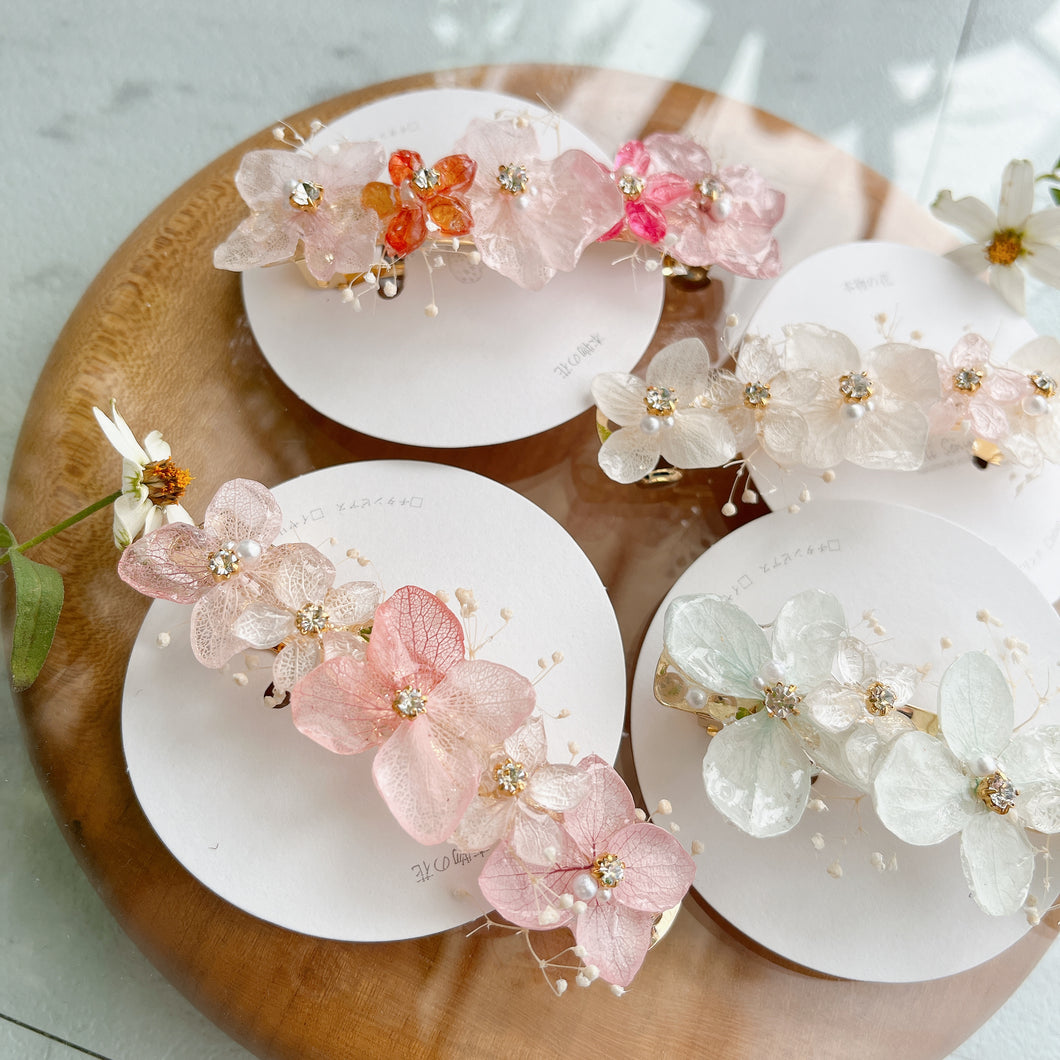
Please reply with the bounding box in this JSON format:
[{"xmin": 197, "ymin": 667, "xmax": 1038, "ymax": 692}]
[
  {"xmin": 388, "ymin": 149, "xmax": 424, "ymax": 187},
  {"xmin": 427, "ymin": 196, "xmax": 473, "ymax": 237},
  {"xmin": 432, "ymin": 153, "xmax": 477, "ymax": 195},
  {"xmin": 385, "ymin": 205, "xmax": 428, "ymax": 257}
]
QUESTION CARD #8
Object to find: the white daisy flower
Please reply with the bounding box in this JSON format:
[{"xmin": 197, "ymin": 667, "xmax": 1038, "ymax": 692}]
[
  {"xmin": 93, "ymin": 401, "xmax": 193, "ymax": 547},
  {"xmin": 931, "ymin": 159, "xmax": 1060, "ymax": 314}
]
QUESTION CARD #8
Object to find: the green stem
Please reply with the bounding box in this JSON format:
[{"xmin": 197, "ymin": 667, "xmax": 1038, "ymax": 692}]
[{"xmin": 0, "ymin": 489, "xmax": 123, "ymax": 565}]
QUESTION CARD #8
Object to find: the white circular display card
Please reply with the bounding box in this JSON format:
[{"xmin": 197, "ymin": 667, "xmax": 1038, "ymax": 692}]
[
  {"xmin": 123, "ymin": 461, "xmax": 626, "ymax": 941},
  {"xmin": 242, "ymin": 88, "xmax": 664, "ymax": 448},
  {"xmin": 630, "ymin": 499, "xmax": 1060, "ymax": 982},
  {"xmin": 742, "ymin": 241, "xmax": 1060, "ymax": 600}
]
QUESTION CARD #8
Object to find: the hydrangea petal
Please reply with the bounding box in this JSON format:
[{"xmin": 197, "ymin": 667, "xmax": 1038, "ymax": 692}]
[
  {"xmin": 271, "ymin": 635, "xmax": 323, "ymax": 695},
  {"xmin": 254, "ymin": 542, "xmax": 335, "ymax": 610},
  {"xmin": 783, "ymin": 324, "xmax": 859, "ymax": 377},
  {"xmin": 597, "ymin": 425, "xmax": 662, "ymax": 484},
  {"xmin": 703, "ymin": 712, "xmax": 811, "ymax": 837},
  {"xmin": 190, "ymin": 579, "xmax": 255, "ymax": 668},
  {"xmin": 574, "ymin": 898, "xmax": 655, "ymax": 989},
  {"xmin": 591, "ymin": 373, "xmax": 651, "ymax": 427},
  {"xmin": 231, "ymin": 601, "xmax": 294, "ymax": 649},
  {"xmin": 429, "ymin": 658, "xmax": 536, "ymax": 746},
  {"xmin": 368, "ymin": 585, "xmax": 465, "ymax": 691},
  {"xmin": 560, "ymin": 755, "xmax": 636, "ymax": 857},
  {"xmin": 527, "ymin": 763, "xmax": 591, "ymax": 813},
  {"xmin": 659, "ymin": 409, "xmax": 736, "ymax": 469},
  {"xmin": 960, "ymin": 809, "xmax": 1035, "ymax": 916},
  {"xmin": 842, "ymin": 397, "xmax": 928, "ymax": 470},
  {"xmin": 938, "ymin": 651, "xmax": 1013, "ymax": 765},
  {"xmin": 325, "ymin": 580, "xmax": 383, "ymax": 627},
  {"xmin": 478, "ymin": 840, "xmax": 578, "ymax": 930},
  {"xmin": 646, "ymin": 337, "xmax": 715, "ymax": 396},
  {"xmin": 606, "ymin": 821, "xmax": 696, "ymax": 912},
  {"xmin": 873, "ymin": 731, "xmax": 975, "ymax": 844},
  {"xmin": 118, "ymin": 523, "xmax": 218, "ymax": 603},
  {"xmin": 866, "ymin": 343, "xmax": 941, "ymax": 405},
  {"xmin": 663, "ymin": 593, "xmax": 771, "ymax": 699},
  {"xmin": 772, "ymin": 589, "xmax": 845, "ymax": 689},
  {"xmin": 203, "ymin": 479, "xmax": 283, "ymax": 548}
]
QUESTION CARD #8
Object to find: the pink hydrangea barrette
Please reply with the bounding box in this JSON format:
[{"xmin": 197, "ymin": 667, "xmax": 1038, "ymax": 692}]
[
  {"xmin": 214, "ymin": 113, "xmax": 784, "ymax": 309},
  {"xmin": 119, "ymin": 476, "xmax": 698, "ymax": 992},
  {"xmin": 654, "ymin": 590, "xmax": 1060, "ymax": 918}
]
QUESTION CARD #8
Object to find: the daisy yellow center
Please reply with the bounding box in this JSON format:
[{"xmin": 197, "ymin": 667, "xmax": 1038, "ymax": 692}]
[
  {"xmin": 392, "ymin": 686, "xmax": 427, "ymax": 718},
  {"xmin": 142, "ymin": 460, "xmax": 192, "ymax": 506},
  {"xmin": 494, "ymin": 759, "xmax": 528, "ymax": 796},
  {"xmin": 975, "ymin": 769, "xmax": 1018, "ymax": 815},
  {"xmin": 986, "ymin": 229, "xmax": 1023, "ymax": 266},
  {"xmin": 591, "ymin": 852, "xmax": 625, "ymax": 888}
]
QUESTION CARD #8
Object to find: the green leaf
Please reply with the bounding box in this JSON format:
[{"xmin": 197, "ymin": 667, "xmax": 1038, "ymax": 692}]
[
  {"xmin": 1051, "ymin": 185, "xmax": 1060, "ymax": 207},
  {"xmin": 0, "ymin": 522, "xmax": 14, "ymax": 550},
  {"xmin": 7, "ymin": 548, "xmax": 64, "ymax": 692}
]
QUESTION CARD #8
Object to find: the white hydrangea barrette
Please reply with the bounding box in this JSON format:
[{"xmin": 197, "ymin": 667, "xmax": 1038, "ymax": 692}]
[
  {"xmin": 214, "ymin": 112, "xmax": 784, "ymax": 310},
  {"xmin": 654, "ymin": 590, "xmax": 1060, "ymax": 918},
  {"xmin": 118, "ymin": 476, "xmax": 697, "ymax": 993},
  {"xmin": 594, "ymin": 326, "xmax": 1060, "ymax": 501}
]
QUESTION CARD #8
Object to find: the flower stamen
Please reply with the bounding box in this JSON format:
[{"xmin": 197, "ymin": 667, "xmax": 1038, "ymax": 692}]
[
  {"xmin": 141, "ymin": 460, "xmax": 192, "ymax": 506},
  {"xmin": 986, "ymin": 229, "xmax": 1023, "ymax": 266}
]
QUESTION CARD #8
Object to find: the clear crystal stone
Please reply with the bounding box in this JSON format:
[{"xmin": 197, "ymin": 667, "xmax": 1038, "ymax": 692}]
[
  {"xmin": 207, "ymin": 548, "xmax": 240, "ymax": 579},
  {"xmin": 295, "ymin": 603, "xmax": 329, "ymax": 636},
  {"xmin": 495, "ymin": 759, "xmax": 528, "ymax": 795},
  {"xmin": 839, "ymin": 371, "xmax": 874, "ymax": 403},
  {"xmin": 696, "ymin": 175, "xmax": 725, "ymax": 201},
  {"xmin": 496, "ymin": 163, "xmax": 529, "ymax": 195},
  {"xmin": 412, "ymin": 166, "xmax": 441, "ymax": 191},
  {"xmin": 392, "ymin": 686, "xmax": 427, "ymax": 718},
  {"xmin": 591, "ymin": 852, "xmax": 625, "ymax": 888},
  {"xmin": 289, "ymin": 180, "xmax": 323, "ymax": 211},
  {"xmin": 617, "ymin": 172, "xmax": 646, "ymax": 199},
  {"xmin": 953, "ymin": 367, "xmax": 984, "ymax": 393},
  {"xmin": 976, "ymin": 770, "xmax": 1018, "ymax": 814},
  {"xmin": 864, "ymin": 681, "xmax": 897, "ymax": 716},
  {"xmin": 644, "ymin": 384, "xmax": 677, "ymax": 415},
  {"xmin": 1030, "ymin": 371, "xmax": 1057, "ymax": 397},
  {"xmin": 762, "ymin": 681, "xmax": 801, "ymax": 719},
  {"xmin": 743, "ymin": 380, "xmax": 772, "ymax": 409}
]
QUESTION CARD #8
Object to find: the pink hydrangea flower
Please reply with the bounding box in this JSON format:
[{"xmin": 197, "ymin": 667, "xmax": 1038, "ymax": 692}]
[
  {"xmin": 290, "ymin": 585, "xmax": 536, "ymax": 845},
  {"xmin": 230, "ymin": 544, "xmax": 382, "ymax": 695},
  {"xmin": 644, "ymin": 132, "xmax": 784, "ymax": 278},
  {"xmin": 450, "ymin": 715, "xmax": 590, "ymax": 864},
  {"xmin": 930, "ymin": 333, "xmax": 1030, "ymax": 442},
  {"xmin": 454, "ymin": 117, "xmax": 622, "ymax": 289},
  {"xmin": 117, "ymin": 478, "xmax": 284, "ymax": 668},
  {"xmin": 599, "ymin": 140, "xmax": 691, "ymax": 246},
  {"xmin": 214, "ymin": 140, "xmax": 386, "ymax": 282},
  {"xmin": 478, "ymin": 755, "xmax": 695, "ymax": 988}
]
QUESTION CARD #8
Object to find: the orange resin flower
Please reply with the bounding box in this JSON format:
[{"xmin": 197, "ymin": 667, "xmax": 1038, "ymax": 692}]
[{"xmin": 362, "ymin": 149, "xmax": 476, "ymax": 257}]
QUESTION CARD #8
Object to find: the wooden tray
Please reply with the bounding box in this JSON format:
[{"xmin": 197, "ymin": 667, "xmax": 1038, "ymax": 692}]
[{"xmin": 8, "ymin": 65, "xmax": 1055, "ymax": 1060}]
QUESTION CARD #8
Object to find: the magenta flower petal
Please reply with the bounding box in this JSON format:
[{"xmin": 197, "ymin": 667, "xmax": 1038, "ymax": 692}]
[
  {"xmin": 614, "ymin": 140, "xmax": 650, "ymax": 174},
  {"xmin": 625, "ymin": 200, "xmax": 668, "ymax": 243}
]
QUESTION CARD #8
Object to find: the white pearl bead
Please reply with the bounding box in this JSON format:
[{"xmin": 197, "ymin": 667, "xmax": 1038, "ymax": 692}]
[
  {"xmin": 974, "ymin": 755, "xmax": 998, "ymax": 776},
  {"xmin": 234, "ymin": 539, "xmax": 262, "ymax": 568},
  {"xmin": 513, "ymin": 194, "xmax": 531, "ymax": 211},
  {"xmin": 843, "ymin": 403, "xmax": 865, "ymax": 421},
  {"xmin": 659, "ymin": 414, "xmax": 675, "ymax": 430},
  {"xmin": 758, "ymin": 660, "xmax": 787, "ymax": 685},
  {"xmin": 571, "ymin": 873, "xmax": 598, "ymax": 902},
  {"xmin": 1023, "ymin": 394, "xmax": 1049, "ymax": 417},
  {"xmin": 686, "ymin": 687, "xmax": 708, "ymax": 709},
  {"xmin": 639, "ymin": 414, "xmax": 662, "ymax": 434},
  {"xmin": 710, "ymin": 192, "xmax": 733, "ymax": 220},
  {"xmin": 864, "ymin": 398, "xmax": 876, "ymax": 413}
]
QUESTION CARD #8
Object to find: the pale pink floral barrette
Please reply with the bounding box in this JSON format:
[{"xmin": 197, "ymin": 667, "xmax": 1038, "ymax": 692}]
[
  {"xmin": 214, "ymin": 113, "xmax": 784, "ymax": 309},
  {"xmin": 655, "ymin": 590, "xmax": 1060, "ymax": 919},
  {"xmin": 118, "ymin": 476, "xmax": 697, "ymax": 992},
  {"xmin": 594, "ymin": 325, "xmax": 1060, "ymax": 505}
]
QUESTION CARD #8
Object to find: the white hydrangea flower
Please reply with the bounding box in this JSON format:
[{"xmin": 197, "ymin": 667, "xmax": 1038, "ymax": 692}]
[
  {"xmin": 1003, "ymin": 335, "xmax": 1060, "ymax": 473},
  {"xmin": 782, "ymin": 324, "xmax": 938, "ymax": 471},
  {"xmin": 663, "ymin": 589, "xmax": 846, "ymax": 837},
  {"xmin": 873, "ymin": 651, "xmax": 1060, "ymax": 916},
  {"xmin": 932, "ymin": 159, "xmax": 1060, "ymax": 315},
  {"xmin": 591, "ymin": 338, "xmax": 736, "ymax": 483}
]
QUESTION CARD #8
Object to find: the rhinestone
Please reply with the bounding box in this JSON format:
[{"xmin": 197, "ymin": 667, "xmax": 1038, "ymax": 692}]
[
  {"xmin": 644, "ymin": 384, "xmax": 677, "ymax": 416},
  {"xmin": 953, "ymin": 367, "xmax": 983, "ymax": 393},
  {"xmin": 496, "ymin": 163, "xmax": 529, "ymax": 195},
  {"xmin": 617, "ymin": 172, "xmax": 645, "ymax": 199},
  {"xmin": 289, "ymin": 180, "xmax": 323, "ymax": 211},
  {"xmin": 839, "ymin": 371, "xmax": 874, "ymax": 403},
  {"xmin": 494, "ymin": 759, "xmax": 528, "ymax": 796},
  {"xmin": 1030, "ymin": 371, "xmax": 1057, "ymax": 398},
  {"xmin": 392, "ymin": 686, "xmax": 427, "ymax": 718},
  {"xmin": 763, "ymin": 681, "xmax": 801, "ymax": 719},
  {"xmin": 864, "ymin": 681, "xmax": 897, "ymax": 717},
  {"xmin": 207, "ymin": 548, "xmax": 240, "ymax": 579},
  {"xmin": 295, "ymin": 603, "xmax": 329, "ymax": 636},
  {"xmin": 591, "ymin": 852, "xmax": 625, "ymax": 888},
  {"xmin": 976, "ymin": 770, "xmax": 1018, "ymax": 815},
  {"xmin": 697, "ymin": 175, "xmax": 725, "ymax": 202},
  {"xmin": 412, "ymin": 166, "xmax": 441, "ymax": 192},
  {"xmin": 743, "ymin": 380, "xmax": 772, "ymax": 409}
]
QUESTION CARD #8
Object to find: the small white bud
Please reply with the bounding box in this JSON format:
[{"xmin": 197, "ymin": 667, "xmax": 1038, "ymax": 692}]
[
  {"xmin": 567, "ymin": 741, "xmax": 580, "ymax": 756},
  {"xmin": 424, "ymin": 303, "xmax": 439, "ymax": 318},
  {"xmin": 156, "ymin": 632, "xmax": 171, "ymax": 649},
  {"xmin": 634, "ymin": 808, "xmax": 647, "ymax": 822},
  {"xmin": 808, "ymin": 798, "xmax": 828, "ymax": 813},
  {"xmin": 655, "ymin": 799, "xmax": 672, "ymax": 816},
  {"xmin": 827, "ymin": 858, "xmax": 843, "ymax": 879},
  {"xmin": 551, "ymin": 650, "xmax": 564, "ymax": 664},
  {"xmin": 691, "ymin": 840, "xmax": 705, "ymax": 855},
  {"xmin": 822, "ymin": 469, "xmax": 836, "ymax": 483},
  {"xmin": 555, "ymin": 978, "xmax": 568, "ymax": 995},
  {"xmin": 610, "ymin": 984, "xmax": 625, "ymax": 997},
  {"xmin": 232, "ymin": 672, "xmax": 249, "ymax": 687},
  {"xmin": 500, "ymin": 608, "xmax": 513, "ymax": 621},
  {"xmin": 721, "ymin": 502, "xmax": 737, "ymax": 517},
  {"xmin": 575, "ymin": 973, "xmax": 591, "ymax": 988},
  {"xmin": 811, "ymin": 833, "xmax": 825, "ymax": 851}
]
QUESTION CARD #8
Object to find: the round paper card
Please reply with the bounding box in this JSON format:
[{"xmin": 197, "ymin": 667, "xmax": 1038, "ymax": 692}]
[
  {"xmin": 122, "ymin": 461, "xmax": 626, "ymax": 941},
  {"xmin": 242, "ymin": 88, "xmax": 664, "ymax": 447},
  {"xmin": 741, "ymin": 240, "xmax": 1060, "ymax": 600},
  {"xmin": 630, "ymin": 499, "xmax": 1060, "ymax": 982}
]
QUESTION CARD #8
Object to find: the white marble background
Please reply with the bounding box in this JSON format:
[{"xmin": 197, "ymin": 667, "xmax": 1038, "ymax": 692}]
[{"xmin": 2, "ymin": 2, "xmax": 1059, "ymax": 1057}]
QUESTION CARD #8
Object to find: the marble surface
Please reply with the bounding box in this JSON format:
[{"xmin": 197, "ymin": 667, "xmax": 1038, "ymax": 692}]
[{"xmin": 2, "ymin": 2, "xmax": 1059, "ymax": 1057}]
